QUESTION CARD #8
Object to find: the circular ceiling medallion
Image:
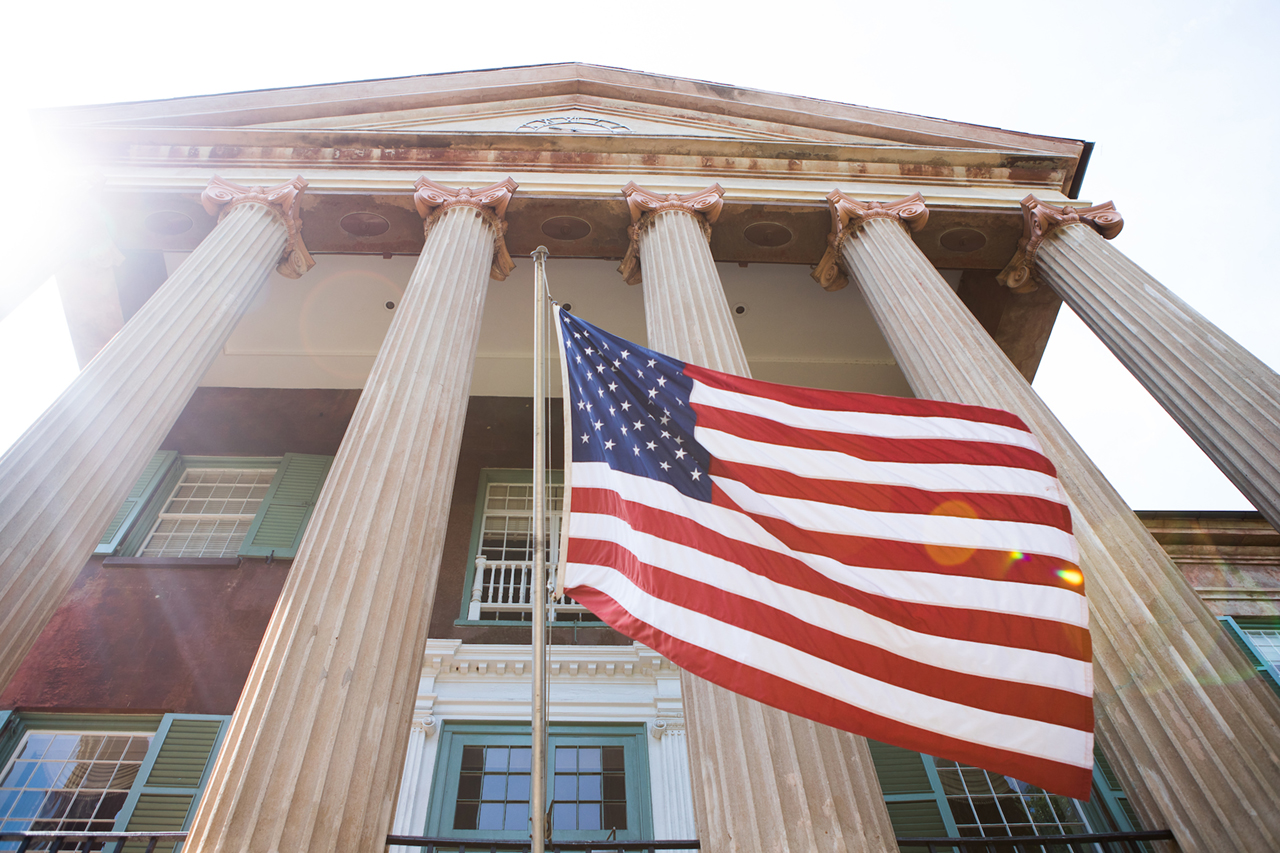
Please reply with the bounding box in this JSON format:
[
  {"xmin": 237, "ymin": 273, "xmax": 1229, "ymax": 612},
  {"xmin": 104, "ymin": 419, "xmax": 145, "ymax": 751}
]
[
  {"xmin": 143, "ymin": 210, "xmax": 193, "ymax": 236},
  {"xmin": 541, "ymin": 216, "xmax": 592, "ymax": 242},
  {"xmin": 340, "ymin": 211, "xmax": 391, "ymax": 238},
  {"xmin": 743, "ymin": 221, "xmax": 793, "ymax": 248},
  {"xmin": 939, "ymin": 227, "xmax": 987, "ymax": 253}
]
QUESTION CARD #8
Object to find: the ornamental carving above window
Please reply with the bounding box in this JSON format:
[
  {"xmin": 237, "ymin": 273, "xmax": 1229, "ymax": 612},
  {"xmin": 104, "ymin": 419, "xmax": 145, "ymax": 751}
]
[{"xmin": 516, "ymin": 116, "xmax": 632, "ymax": 134}]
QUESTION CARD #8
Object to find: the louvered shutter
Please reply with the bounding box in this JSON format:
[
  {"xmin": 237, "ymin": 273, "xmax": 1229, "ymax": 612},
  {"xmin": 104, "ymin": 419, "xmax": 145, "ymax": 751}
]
[
  {"xmin": 112, "ymin": 714, "xmax": 230, "ymax": 853},
  {"xmin": 95, "ymin": 451, "xmax": 179, "ymax": 555},
  {"xmin": 1220, "ymin": 616, "xmax": 1280, "ymax": 695},
  {"xmin": 239, "ymin": 453, "xmax": 333, "ymax": 559},
  {"xmin": 866, "ymin": 740, "xmax": 953, "ymax": 852}
]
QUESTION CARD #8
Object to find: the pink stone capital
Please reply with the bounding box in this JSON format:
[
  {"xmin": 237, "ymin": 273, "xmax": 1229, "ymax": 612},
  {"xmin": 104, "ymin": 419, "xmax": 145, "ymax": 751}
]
[
  {"xmin": 811, "ymin": 191, "xmax": 930, "ymax": 292},
  {"xmin": 413, "ymin": 177, "xmax": 519, "ymax": 281},
  {"xmin": 998, "ymin": 194, "xmax": 1124, "ymax": 292},
  {"xmin": 200, "ymin": 175, "xmax": 315, "ymax": 279},
  {"xmin": 618, "ymin": 183, "xmax": 725, "ymax": 286}
]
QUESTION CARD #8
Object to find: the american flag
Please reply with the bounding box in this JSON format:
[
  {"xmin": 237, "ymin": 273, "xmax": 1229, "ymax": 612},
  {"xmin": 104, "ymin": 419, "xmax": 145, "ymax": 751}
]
[{"xmin": 555, "ymin": 307, "xmax": 1093, "ymax": 799}]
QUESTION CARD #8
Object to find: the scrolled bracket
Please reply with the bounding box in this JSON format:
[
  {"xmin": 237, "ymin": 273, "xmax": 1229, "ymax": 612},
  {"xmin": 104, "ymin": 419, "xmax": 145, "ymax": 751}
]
[
  {"xmin": 811, "ymin": 190, "xmax": 930, "ymax": 292},
  {"xmin": 618, "ymin": 182, "xmax": 725, "ymax": 286},
  {"xmin": 414, "ymin": 176, "xmax": 519, "ymax": 281},
  {"xmin": 201, "ymin": 175, "xmax": 315, "ymax": 279},
  {"xmin": 997, "ymin": 194, "xmax": 1124, "ymax": 293}
]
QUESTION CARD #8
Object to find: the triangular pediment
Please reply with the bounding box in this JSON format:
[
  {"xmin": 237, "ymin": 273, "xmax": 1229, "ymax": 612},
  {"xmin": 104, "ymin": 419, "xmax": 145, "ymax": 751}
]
[{"xmin": 38, "ymin": 63, "xmax": 1085, "ymax": 159}]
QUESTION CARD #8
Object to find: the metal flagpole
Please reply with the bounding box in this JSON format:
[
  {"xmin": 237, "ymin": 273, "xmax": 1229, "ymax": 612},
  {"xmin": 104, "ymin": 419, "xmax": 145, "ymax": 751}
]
[{"xmin": 530, "ymin": 246, "xmax": 550, "ymax": 853}]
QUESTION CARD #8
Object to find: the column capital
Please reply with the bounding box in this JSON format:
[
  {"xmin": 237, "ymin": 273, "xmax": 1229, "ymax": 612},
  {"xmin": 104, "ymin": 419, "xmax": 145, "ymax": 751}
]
[
  {"xmin": 618, "ymin": 183, "xmax": 724, "ymax": 286},
  {"xmin": 811, "ymin": 191, "xmax": 929, "ymax": 292},
  {"xmin": 413, "ymin": 176, "xmax": 518, "ymax": 281},
  {"xmin": 200, "ymin": 175, "xmax": 315, "ymax": 279},
  {"xmin": 998, "ymin": 194, "xmax": 1124, "ymax": 292}
]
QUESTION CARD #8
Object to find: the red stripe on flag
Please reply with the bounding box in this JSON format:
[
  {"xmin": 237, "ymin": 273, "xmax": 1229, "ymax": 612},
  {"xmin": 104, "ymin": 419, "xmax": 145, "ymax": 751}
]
[
  {"xmin": 573, "ymin": 487, "xmax": 1090, "ymax": 660},
  {"xmin": 710, "ymin": 457, "xmax": 1072, "ymax": 531},
  {"xmin": 696, "ymin": 405, "xmax": 1058, "ymax": 476},
  {"xmin": 568, "ymin": 585, "xmax": 1094, "ymax": 799},
  {"xmin": 685, "ymin": 364, "xmax": 1034, "ymax": 432},
  {"xmin": 569, "ymin": 537, "xmax": 1093, "ymax": 730},
  {"xmin": 708, "ymin": 483, "xmax": 1083, "ymax": 590}
]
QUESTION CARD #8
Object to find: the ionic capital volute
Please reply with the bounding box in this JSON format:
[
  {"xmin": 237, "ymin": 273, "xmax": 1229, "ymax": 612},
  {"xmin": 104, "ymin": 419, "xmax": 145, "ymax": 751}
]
[
  {"xmin": 810, "ymin": 190, "xmax": 930, "ymax": 292},
  {"xmin": 201, "ymin": 175, "xmax": 315, "ymax": 279},
  {"xmin": 997, "ymin": 194, "xmax": 1124, "ymax": 293},
  {"xmin": 618, "ymin": 182, "xmax": 725, "ymax": 286},
  {"xmin": 413, "ymin": 176, "xmax": 519, "ymax": 281}
]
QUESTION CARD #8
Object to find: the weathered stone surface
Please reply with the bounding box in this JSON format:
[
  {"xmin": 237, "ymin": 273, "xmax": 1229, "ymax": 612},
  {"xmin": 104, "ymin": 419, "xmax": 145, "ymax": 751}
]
[
  {"xmin": 0, "ymin": 195, "xmax": 294, "ymax": 689},
  {"xmin": 836, "ymin": 210, "xmax": 1280, "ymax": 853},
  {"xmin": 1035, "ymin": 219, "xmax": 1280, "ymax": 534},
  {"xmin": 635, "ymin": 195, "xmax": 897, "ymax": 853},
  {"xmin": 184, "ymin": 191, "xmax": 510, "ymax": 853}
]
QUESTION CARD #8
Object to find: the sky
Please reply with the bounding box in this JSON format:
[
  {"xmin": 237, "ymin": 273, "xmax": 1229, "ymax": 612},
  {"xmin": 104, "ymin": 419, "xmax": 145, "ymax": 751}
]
[{"xmin": 0, "ymin": 0, "xmax": 1276, "ymax": 513}]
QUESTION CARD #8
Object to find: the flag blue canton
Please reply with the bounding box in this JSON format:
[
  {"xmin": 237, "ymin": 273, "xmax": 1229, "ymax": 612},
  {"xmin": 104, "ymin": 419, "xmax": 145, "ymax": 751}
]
[{"xmin": 559, "ymin": 308, "xmax": 712, "ymax": 502}]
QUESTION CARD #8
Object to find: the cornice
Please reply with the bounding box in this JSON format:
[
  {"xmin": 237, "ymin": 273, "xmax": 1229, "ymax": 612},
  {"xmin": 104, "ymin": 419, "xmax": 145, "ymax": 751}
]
[
  {"xmin": 421, "ymin": 641, "xmax": 680, "ymax": 682},
  {"xmin": 997, "ymin": 194, "xmax": 1124, "ymax": 292}
]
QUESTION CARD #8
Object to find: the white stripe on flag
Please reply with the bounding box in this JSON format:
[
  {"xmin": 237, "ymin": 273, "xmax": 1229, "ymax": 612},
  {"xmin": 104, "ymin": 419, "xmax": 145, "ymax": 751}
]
[
  {"xmin": 714, "ymin": 475, "xmax": 1079, "ymax": 563},
  {"xmin": 700, "ymin": 427, "xmax": 1068, "ymax": 501},
  {"xmin": 570, "ymin": 561, "xmax": 1094, "ymax": 770},
  {"xmin": 573, "ymin": 463, "xmax": 1087, "ymax": 625},
  {"xmin": 690, "ymin": 382, "xmax": 1047, "ymax": 452},
  {"xmin": 569, "ymin": 511, "xmax": 1091, "ymax": 692}
]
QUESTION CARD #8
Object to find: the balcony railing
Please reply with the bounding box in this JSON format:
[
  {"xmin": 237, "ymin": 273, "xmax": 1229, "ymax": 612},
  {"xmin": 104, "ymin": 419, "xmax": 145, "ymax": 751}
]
[
  {"xmin": 387, "ymin": 829, "xmax": 1176, "ymax": 853},
  {"xmin": 468, "ymin": 558, "xmax": 592, "ymax": 621},
  {"xmin": 0, "ymin": 829, "xmax": 188, "ymax": 852},
  {"xmin": 894, "ymin": 828, "xmax": 1176, "ymax": 853}
]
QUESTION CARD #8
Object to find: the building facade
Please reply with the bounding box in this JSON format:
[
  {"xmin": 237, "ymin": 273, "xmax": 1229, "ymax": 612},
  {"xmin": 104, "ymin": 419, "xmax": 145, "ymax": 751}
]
[{"xmin": 0, "ymin": 64, "xmax": 1279, "ymax": 852}]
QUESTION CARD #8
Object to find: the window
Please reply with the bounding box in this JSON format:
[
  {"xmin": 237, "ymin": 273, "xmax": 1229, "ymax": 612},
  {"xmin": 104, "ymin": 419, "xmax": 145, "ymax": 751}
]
[
  {"xmin": 140, "ymin": 467, "xmax": 276, "ymax": 558},
  {"xmin": 426, "ymin": 722, "xmax": 651, "ymax": 842},
  {"xmin": 0, "ymin": 713, "xmax": 229, "ymax": 852},
  {"xmin": 95, "ymin": 452, "xmax": 333, "ymax": 561},
  {"xmin": 461, "ymin": 471, "xmax": 596, "ymax": 623},
  {"xmin": 1220, "ymin": 616, "xmax": 1280, "ymax": 696},
  {"xmin": 0, "ymin": 730, "xmax": 152, "ymax": 840},
  {"xmin": 868, "ymin": 741, "xmax": 1142, "ymax": 852}
]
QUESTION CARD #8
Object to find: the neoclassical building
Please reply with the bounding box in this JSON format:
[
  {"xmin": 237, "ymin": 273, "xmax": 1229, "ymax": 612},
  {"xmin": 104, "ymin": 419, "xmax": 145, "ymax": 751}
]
[{"xmin": 0, "ymin": 64, "xmax": 1278, "ymax": 853}]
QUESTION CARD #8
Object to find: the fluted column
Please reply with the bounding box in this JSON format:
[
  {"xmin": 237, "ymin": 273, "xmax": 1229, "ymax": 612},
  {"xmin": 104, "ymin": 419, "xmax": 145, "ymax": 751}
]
[
  {"xmin": 999, "ymin": 195, "xmax": 1280, "ymax": 532},
  {"xmin": 818, "ymin": 190, "xmax": 1280, "ymax": 853},
  {"xmin": 184, "ymin": 177, "xmax": 517, "ymax": 853},
  {"xmin": 621, "ymin": 182, "xmax": 897, "ymax": 853},
  {"xmin": 0, "ymin": 175, "xmax": 312, "ymax": 689}
]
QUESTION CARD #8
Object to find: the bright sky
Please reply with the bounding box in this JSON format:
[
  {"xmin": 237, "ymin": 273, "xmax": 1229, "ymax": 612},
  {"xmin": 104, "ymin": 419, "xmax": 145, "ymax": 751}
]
[{"xmin": 1, "ymin": 0, "xmax": 1276, "ymax": 511}]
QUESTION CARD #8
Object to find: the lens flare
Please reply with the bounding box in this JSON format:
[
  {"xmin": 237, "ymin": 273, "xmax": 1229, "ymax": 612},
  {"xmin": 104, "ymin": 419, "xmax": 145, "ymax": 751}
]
[{"xmin": 1056, "ymin": 568, "xmax": 1084, "ymax": 586}]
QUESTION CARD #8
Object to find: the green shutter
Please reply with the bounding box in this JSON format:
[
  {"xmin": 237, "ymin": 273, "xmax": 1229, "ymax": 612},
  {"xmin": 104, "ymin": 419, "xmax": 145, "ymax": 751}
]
[
  {"xmin": 96, "ymin": 451, "xmax": 178, "ymax": 555},
  {"xmin": 866, "ymin": 741, "xmax": 954, "ymax": 852},
  {"xmin": 113, "ymin": 714, "xmax": 230, "ymax": 853},
  {"xmin": 1220, "ymin": 616, "xmax": 1280, "ymax": 695},
  {"xmin": 1083, "ymin": 747, "xmax": 1144, "ymax": 840},
  {"xmin": 0, "ymin": 712, "xmax": 24, "ymax": 769},
  {"xmin": 239, "ymin": 453, "xmax": 333, "ymax": 559}
]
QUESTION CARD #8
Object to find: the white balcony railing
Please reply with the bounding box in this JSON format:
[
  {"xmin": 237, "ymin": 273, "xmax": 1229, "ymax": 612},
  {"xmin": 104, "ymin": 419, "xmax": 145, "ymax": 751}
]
[{"xmin": 468, "ymin": 557, "xmax": 591, "ymax": 621}]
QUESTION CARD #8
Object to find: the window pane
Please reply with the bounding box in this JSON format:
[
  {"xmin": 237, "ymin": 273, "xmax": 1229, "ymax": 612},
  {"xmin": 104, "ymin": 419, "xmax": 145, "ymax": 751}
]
[
  {"xmin": 552, "ymin": 802, "xmax": 577, "ymax": 831},
  {"xmin": 577, "ymin": 803, "xmax": 600, "ymax": 830},
  {"xmin": 603, "ymin": 773, "xmax": 626, "ymax": 802},
  {"xmin": 484, "ymin": 747, "xmax": 508, "ymax": 772},
  {"xmin": 477, "ymin": 802, "xmax": 505, "ymax": 830},
  {"xmin": 554, "ymin": 748, "xmax": 576, "ymax": 771},
  {"xmin": 481, "ymin": 774, "xmax": 506, "ymax": 800},
  {"xmin": 577, "ymin": 748, "xmax": 601, "ymax": 772},
  {"xmin": 578, "ymin": 774, "xmax": 601, "ymax": 801},
  {"xmin": 460, "ymin": 746, "xmax": 484, "ymax": 772},
  {"xmin": 602, "ymin": 802, "xmax": 627, "ymax": 831},
  {"xmin": 453, "ymin": 801, "xmax": 478, "ymax": 830},
  {"xmin": 509, "ymin": 748, "xmax": 531, "ymax": 771},
  {"xmin": 457, "ymin": 772, "xmax": 481, "ymax": 801},
  {"xmin": 554, "ymin": 774, "xmax": 576, "ymax": 800},
  {"xmin": 506, "ymin": 774, "xmax": 530, "ymax": 801},
  {"xmin": 142, "ymin": 468, "xmax": 276, "ymax": 557},
  {"xmin": 504, "ymin": 802, "xmax": 529, "ymax": 832}
]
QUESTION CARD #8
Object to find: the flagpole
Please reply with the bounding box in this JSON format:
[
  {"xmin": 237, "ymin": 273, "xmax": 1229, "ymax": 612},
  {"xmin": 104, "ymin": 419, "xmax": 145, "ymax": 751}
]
[{"xmin": 530, "ymin": 246, "xmax": 550, "ymax": 853}]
